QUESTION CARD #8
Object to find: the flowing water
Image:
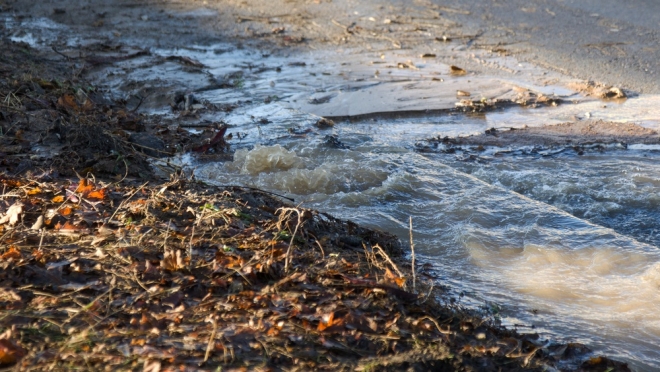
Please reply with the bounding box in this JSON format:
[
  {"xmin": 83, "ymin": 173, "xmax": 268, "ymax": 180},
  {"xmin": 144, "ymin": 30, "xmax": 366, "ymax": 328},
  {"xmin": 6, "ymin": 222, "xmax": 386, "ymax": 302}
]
[
  {"xmin": 116, "ymin": 45, "xmax": 660, "ymax": 370},
  {"xmin": 191, "ymin": 108, "xmax": 660, "ymax": 370},
  {"xmin": 7, "ymin": 16, "xmax": 660, "ymax": 369},
  {"xmin": 179, "ymin": 49, "xmax": 660, "ymax": 368}
]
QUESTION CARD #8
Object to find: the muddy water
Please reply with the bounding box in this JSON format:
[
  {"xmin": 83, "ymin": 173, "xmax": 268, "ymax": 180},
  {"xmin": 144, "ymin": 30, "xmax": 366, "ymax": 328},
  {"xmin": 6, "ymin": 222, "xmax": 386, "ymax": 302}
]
[
  {"xmin": 193, "ymin": 110, "xmax": 660, "ymax": 369},
  {"xmin": 8, "ymin": 15, "xmax": 660, "ymax": 368},
  {"xmin": 113, "ymin": 45, "xmax": 660, "ymax": 369},
  {"xmin": 176, "ymin": 54, "xmax": 660, "ymax": 369}
]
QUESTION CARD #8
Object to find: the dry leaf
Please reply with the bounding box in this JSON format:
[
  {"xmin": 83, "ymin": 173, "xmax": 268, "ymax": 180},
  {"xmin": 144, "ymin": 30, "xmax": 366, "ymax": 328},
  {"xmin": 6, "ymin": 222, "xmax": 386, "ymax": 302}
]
[
  {"xmin": 0, "ymin": 202, "xmax": 23, "ymax": 226},
  {"xmin": 162, "ymin": 249, "xmax": 184, "ymax": 271},
  {"xmin": 75, "ymin": 179, "xmax": 94, "ymax": 194},
  {"xmin": 31, "ymin": 215, "xmax": 44, "ymax": 230},
  {"xmin": 27, "ymin": 187, "xmax": 42, "ymax": 195},
  {"xmin": 87, "ymin": 188, "xmax": 107, "ymax": 200},
  {"xmin": 0, "ymin": 338, "xmax": 26, "ymax": 366},
  {"xmin": 57, "ymin": 93, "xmax": 93, "ymax": 112},
  {"xmin": 1, "ymin": 246, "xmax": 21, "ymax": 260},
  {"xmin": 450, "ymin": 65, "xmax": 467, "ymax": 75},
  {"xmin": 59, "ymin": 206, "xmax": 74, "ymax": 216},
  {"xmin": 317, "ymin": 312, "xmax": 335, "ymax": 331},
  {"xmin": 143, "ymin": 359, "xmax": 162, "ymax": 372},
  {"xmin": 52, "ymin": 195, "xmax": 65, "ymax": 203}
]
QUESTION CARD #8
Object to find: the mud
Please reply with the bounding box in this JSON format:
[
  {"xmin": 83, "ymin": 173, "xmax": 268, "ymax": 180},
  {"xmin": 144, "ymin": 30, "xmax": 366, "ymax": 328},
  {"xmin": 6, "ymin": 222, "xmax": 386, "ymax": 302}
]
[{"xmin": 435, "ymin": 120, "xmax": 660, "ymax": 149}]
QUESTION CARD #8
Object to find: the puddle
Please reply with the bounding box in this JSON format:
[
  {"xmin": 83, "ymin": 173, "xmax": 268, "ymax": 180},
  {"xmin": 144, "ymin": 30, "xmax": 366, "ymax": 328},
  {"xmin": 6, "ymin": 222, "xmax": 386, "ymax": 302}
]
[{"xmin": 8, "ymin": 13, "xmax": 660, "ymax": 370}]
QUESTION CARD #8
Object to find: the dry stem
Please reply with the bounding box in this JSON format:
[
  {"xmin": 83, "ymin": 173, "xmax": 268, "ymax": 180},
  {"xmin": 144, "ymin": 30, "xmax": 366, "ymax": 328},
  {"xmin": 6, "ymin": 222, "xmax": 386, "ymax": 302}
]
[{"xmin": 409, "ymin": 216, "xmax": 416, "ymax": 293}]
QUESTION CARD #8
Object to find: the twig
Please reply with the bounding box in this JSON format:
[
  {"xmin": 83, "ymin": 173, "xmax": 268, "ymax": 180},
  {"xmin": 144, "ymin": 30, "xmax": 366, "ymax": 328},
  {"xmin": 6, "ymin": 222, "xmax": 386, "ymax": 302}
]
[
  {"xmin": 409, "ymin": 216, "xmax": 416, "ymax": 293},
  {"xmin": 189, "ymin": 225, "xmax": 195, "ymax": 268},
  {"xmin": 106, "ymin": 181, "xmax": 149, "ymax": 226},
  {"xmin": 420, "ymin": 279, "xmax": 435, "ymax": 304},
  {"xmin": 51, "ymin": 46, "xmax": 72, "ymax": 61},
  {"xmin": 217, "ymin": 184, "xmax": 294, "ymax": 202},
  {"xmin": 38, "ymin": 228, "xmax": 45, "ymax": 251},
  {"xmin": 419, "ymin": 315, "xmax": 453, "ymax": 335},
  {"xmin": 204, "ymin": 316, "xmax": 218, "ymax": 363},
  {"xmin": 277, "ymin": 207, "xmax": 304, "ymax": 272},
  {"xmin": 372, "ymin": 244, "xmax": 404, "ymax": 278}
]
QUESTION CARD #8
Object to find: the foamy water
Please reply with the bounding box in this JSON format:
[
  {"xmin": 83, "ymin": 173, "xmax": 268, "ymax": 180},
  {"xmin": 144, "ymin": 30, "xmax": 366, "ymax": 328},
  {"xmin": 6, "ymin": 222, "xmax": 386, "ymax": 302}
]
[{"xmin": 195, "ymin": 123, "xmax": 660, "ymax": 369}]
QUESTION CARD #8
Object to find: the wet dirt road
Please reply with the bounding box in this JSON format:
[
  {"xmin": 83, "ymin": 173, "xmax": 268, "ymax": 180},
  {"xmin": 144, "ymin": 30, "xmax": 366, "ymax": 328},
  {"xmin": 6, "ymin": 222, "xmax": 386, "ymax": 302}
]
[
  {"xmin": 8, "ymin": 0, "xmax": 660, "ymax": 94},
  {"xmin": 430, "ymin": 0, "xmax": 660, "ymax": 94}
]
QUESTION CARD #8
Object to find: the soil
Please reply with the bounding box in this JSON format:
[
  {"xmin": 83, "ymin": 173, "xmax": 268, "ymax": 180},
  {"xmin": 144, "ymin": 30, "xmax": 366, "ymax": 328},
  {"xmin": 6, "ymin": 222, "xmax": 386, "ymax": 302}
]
[
  {"xmin": 0, "ymin": 0, "xmax": 645, "ymax": 370},
  {"xmin": 437, "ymin": 120, "xmax": 660, "ymax": 148}
]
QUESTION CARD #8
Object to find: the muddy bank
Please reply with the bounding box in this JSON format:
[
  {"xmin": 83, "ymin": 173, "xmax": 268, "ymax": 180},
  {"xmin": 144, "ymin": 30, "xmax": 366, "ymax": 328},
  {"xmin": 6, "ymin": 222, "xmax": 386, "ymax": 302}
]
[{"xmin": 428, "ymin": 120, "xmax": 660, "ymax": 149}]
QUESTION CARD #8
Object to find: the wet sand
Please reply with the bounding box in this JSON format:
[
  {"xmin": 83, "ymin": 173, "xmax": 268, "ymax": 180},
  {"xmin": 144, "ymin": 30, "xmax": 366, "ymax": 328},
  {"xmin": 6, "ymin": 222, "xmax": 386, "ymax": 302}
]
[{"xmin": 447, "ymin": 120, "xmax": 660, "ymax": 148}]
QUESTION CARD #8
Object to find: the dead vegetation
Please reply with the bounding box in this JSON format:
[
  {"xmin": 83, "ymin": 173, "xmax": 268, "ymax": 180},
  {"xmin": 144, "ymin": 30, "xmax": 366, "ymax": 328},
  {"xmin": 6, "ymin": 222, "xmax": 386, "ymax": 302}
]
[{"xmin": 0, "ymin": 176, "xmax": 632, "ymax": 371}]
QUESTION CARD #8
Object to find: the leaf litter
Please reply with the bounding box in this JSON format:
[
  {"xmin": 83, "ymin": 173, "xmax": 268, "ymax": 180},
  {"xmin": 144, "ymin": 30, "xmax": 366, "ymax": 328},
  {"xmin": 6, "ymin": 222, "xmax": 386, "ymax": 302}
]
[{"xmin": 0, "ymin": 33, "xmax": 632, "ymax": 372}]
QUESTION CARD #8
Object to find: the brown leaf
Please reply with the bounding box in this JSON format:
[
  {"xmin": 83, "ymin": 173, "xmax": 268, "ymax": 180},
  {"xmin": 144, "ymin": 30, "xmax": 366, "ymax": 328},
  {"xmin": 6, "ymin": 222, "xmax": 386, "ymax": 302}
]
[
  {"xmin": 161, "ymin": 249, "xmax": 184, "ymax": 271},
  {"xmin": 317, "ymin": 312, "xmax": 335, "ymax": 331},
  {"xmin": 57, "ymin": 94, "xmax": 80, "ymax": 111},
  {"xmin": 73, "ymin": 179, "xmax": 107, "ymax": 200},
  {"xmin": 143, "ymin": 359, "xmax": 162, "ymax": 372},
  {"xmin": 384, "ymin": 268, "xmax": 407, "ymax": 288},
  {"xmin": 450, "ymin": 65, "xmax": 467, "ymax": 75},
  {"xmin": 1, "ymin": 246, "xmax": 21, "ymax": 260},
  {"xmin": 59, "ymin": 206, "xmax": 74, "ymax": 216},
  {"xmin": 0, "ymin": 338, "xmax": 26, "ymax": 366},
  {"xmin": 27, "ymin": 187, "xmax": 42, "ymax": 195},
  {"xmin": 192, "ymin": 125, "xmax": 229, "ymax": 153},
  {"xmin": 87, "ymin": 188, "xmax": 107, "ymax": 200},
  {"xmin": 75, "ymin": 179, "xmax": 94, "ymax": 194}
]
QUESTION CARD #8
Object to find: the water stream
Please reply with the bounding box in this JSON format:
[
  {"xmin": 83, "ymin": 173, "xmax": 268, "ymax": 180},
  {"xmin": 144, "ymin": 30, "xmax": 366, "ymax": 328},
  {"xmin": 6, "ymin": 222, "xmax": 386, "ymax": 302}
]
[
  {"xmin": 192, "ymin": 107, "xmax": 660, "ymax": 369},
  {"xmin": 7, "ymin": 16, "xmax": 660, "ymax": 369},
  {"xmin": 116, "ymin": 44, "xmax": 660, "ymax": 370}
]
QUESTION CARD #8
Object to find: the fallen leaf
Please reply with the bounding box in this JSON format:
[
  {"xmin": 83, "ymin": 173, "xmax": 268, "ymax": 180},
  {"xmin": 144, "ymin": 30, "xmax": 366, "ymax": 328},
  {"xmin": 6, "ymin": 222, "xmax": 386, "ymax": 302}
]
[
  {"xmin": 52, "ymin": 195, "xmax": 65, "ymax": 203},
  {"xmin": 27, "ymin": 187, "xmax": 42, "ymax": 195},
  {"xmin": 317, "ymin": 312, "xmax": 335, "ymax": 331},
  {"xmin": 450, "ymin": 65, "xmax": 467, "ymax": 75},
  {"xmin": 161, "ymin": 249, "xmax": 185, "ymax": 271},
  {"xmin": 1, "ymin": 246, "xmax": 21, "ymax": 260},
  {"xmin": 57, "ymin": 93, "xmax": 93, "ymax": 112},
  {"xmin": 0, "ymin": 202, "xmax": 23, "ymax": 226},
  {"xmin": 59, "ymin": 206, "xmax": 74, "ymax": 216},
  {"xmin": 0, "ymin": 338, "xmax": 26, "ymax": 366},
  {"xmin": 87, "ymin": 188, "xmax": 107, "ymax": 200},
  {"xmin": 384, "ymin": 268, "xmax": 406, "ymax": 288},
  {"xmin": 31, "ymin": 215, "xmax": 44, "ymax": 230},
  {"xmin": 143, "ymin": 359, "xmax": 161, "ymax": 372},
  {"xmin": 57, "ymin": 94, "xmax": 80, "ymax": 111},
  {"xmin": 75, "ymin": 179, "xmax": 94, "ymax": 194}
]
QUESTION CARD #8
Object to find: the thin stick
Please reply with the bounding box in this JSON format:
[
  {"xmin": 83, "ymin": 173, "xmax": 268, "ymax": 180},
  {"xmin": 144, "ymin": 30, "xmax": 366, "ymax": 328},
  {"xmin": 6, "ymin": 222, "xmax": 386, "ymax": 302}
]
[
  {"xmin": 189, "ymin": 225, "xmax": 195, "ymax": 268},
  {"xmin": 277, "ymin": 207, "xmax": 304, "ymax": 272},
  {"xmin": 373, "ymin": 245, "xmax": 404, "ymax": 278},
  {"xmin": 409, "ymin": 216, "xmax": 416, "ymax": 293},
  {"xmin": 38, "ymin": 228, "xmax": 45, "ymax": 251},
  {"xmin": 204, "ymin": 317, "xmax": 218, "ymax": 363},
  {"xmin": 106, "ymin": 181, "xmax": 149, "ymax": 226}
]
